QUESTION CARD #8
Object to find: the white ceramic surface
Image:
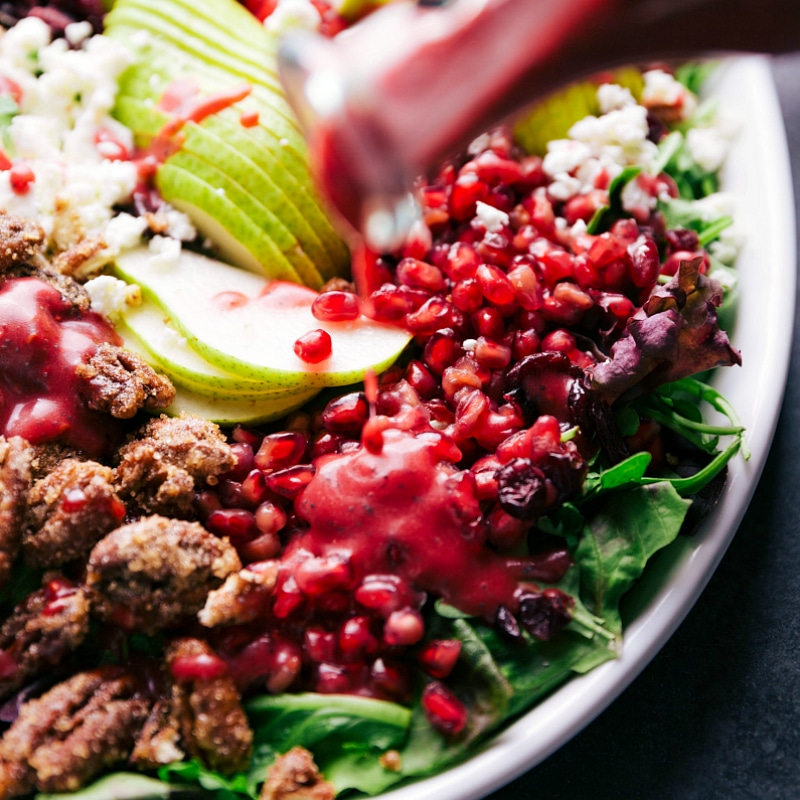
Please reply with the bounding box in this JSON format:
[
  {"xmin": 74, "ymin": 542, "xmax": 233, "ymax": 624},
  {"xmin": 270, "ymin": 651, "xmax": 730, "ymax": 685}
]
[{"xmin": 376, "ymin": 56, "xmax": 797, "ymax": 800}]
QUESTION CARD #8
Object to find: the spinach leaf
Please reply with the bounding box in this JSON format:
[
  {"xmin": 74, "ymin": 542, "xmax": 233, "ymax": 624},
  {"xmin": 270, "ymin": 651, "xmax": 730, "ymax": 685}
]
[
  {"xmin": 35, "ymin": 773, "xmax": 198, "ymax": 800},
  {"xmin": 245, "ymin": 693, "xmax": 410, "ymax": 796},
  {"xmin": 576, "ymin": 483, "xmax": 691, "ymax": 633}
]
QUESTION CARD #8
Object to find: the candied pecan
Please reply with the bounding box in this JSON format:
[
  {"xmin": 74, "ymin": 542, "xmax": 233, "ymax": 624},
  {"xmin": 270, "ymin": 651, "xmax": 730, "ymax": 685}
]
[
  {"xmin": 198, "ymin": 562, "xmax": 279, "ymax": 628},
  {"xmin": 131, "ymin": 696, "xmax": 184, "ymax": 769},
  {"xmin": 51, "ymin": 235, "xmax": 108, "ymax": 280},
  {"xmin": 28, "ymin": 442, "xmax": 84, "ymax": 482},
  {"xmin": 22, "ymin": 458, "xmax": 125, "ymax": 568},
  {"xmin": 165, "ymin": 637, "xmax": 252, "ymax": 775},
  {"xmin": 86, "ymin": 515, "xmax": 241, "ymax": 634},
  {"xmin": 4, "ymin": 264, "xmax": 92, "ymax": 313},
  {"xmin": 0, "ymin": 667, "xmax": 150, "ymax": 797},
  {"xmin": 114, "ymin": 414, "xmax": 236, "ymax": 517},
  {"xmin": 0, "ymin": 213, "xmax": 44, "ymax": 274},
  {"xmin": 0, "ymin": 578, "xmax": 90, "ymax": 701},
  {"xmin": 260, "ymin": 746, "xmax": 335, "ymax": 800},
  {"xmin": 75, "ymin": 343, "xmax": 176, "ymax": 420},
  {"xmin": 0, "ymin": 436, "xmax": 32, "ymax": 586}
]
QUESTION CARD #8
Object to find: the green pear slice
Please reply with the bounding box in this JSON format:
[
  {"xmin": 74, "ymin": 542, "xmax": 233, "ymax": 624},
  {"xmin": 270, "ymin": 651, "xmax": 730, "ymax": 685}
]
[
  {"xmin": 159, "ymin": 151, "xmax": 324, "ymax": 288},
  {"xmin": 106, "ymin": 0, "xmax": 349, "ymax": 286},
  {"xmin": 117, "ymin": 301, "xmax": 296, "ymax": 399},
  {"xmin": 165, "ymin": 383, "xmax": 319, "ymax": 426},
  {"xmin": 113, "ymin": 247, "xmax": 411, "ymax": 388}
]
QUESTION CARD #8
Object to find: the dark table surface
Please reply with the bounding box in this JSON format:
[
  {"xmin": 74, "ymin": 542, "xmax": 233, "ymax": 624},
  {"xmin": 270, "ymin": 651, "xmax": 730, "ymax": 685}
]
[{"xmin": 491, "ymin": 53, "xmax": 800, "ymax": 800}]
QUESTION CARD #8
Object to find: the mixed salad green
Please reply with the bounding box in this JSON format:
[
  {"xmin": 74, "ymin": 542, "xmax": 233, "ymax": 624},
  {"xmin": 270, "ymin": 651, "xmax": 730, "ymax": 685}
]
[{"xmin": 0, "ymin": 1, "xmax": 748, "ymax": 799}]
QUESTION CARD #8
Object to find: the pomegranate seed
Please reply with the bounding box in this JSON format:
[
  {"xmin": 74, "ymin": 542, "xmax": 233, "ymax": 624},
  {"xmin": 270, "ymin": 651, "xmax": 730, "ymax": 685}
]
[
  {"xmin": 316, "ymin": 662, "xmax": 351, "ymax": 694},
  {"xmin": 541, "ymin": 329, "xmax": 576, "ymax": 353},
  {"xmin": 402, "ymin": 218, "xmax": 433, "ymax": 260},
  {"xmin": 485, "ymin": 504, "xmax": 529, "ymax": 548},
  {"xmin": 264, "ymin": 464, "xmax": 316, "ymax": 499},
  {"xmin": 383, "ymin": 608, "xmax": 425, "ymax": 646},
  {"xmin": 312, "ymin": 291, "xmax": 360, "ymax": 321},
  {"xmin": 473, "ymin": 337, "xmax": 512, "ymax": 369},
  {"xmin": 423, "ymin": 328, "xmax": 461, "ymax": 375},
  {"xmin": 441, "ymin": 364, "xmax": 483, "ymax": 400},
  {"xmin": 310, "ymin": 431, "xmax": 344, "ymax": 459},
  {"xmin": 474, "ymin": 264, "xmax": 515, "ymax": 307},
  {"xmin": 294, "ymin": 329, "xmax": 332, "ymax": 363},
  {"xmin": 367, "ymin": 283, "xmax": 416, "ymax": 322},
  {"xmin": 61, "ymin": 488, "xmax": 87, "ymax": 513},
  {"xmin": 194, "ymin": 490, "xmax": 222, "ymax": 520},
  {"xmin": 322, "ymin": 392, "xmax": 369, "ymax": 435},
  {"xmin": 272, "ymin": 580, "xmax": 304, "ymax": 619},
  {"xmin": 451, "ymin": 278, "xmax": 483, "ymax": 312},
  {"xmin": 355, "ymin": 575, "xmax": 402, "ymax": 616},
  {"xmin": 232, "ymin": 426, "xmax": 261, "ymax": 446},
  {"xmin": 254, "ymin": 500, "xmax": 287, "ymax": 535},
  {"xmin": 471, "ymin": 455, "xmax": 501, "ymax": 500},
  {"xmin": 239, "ymin": 531, "xmax": 282, "ymax": 562},
  {"xmin": 225, "ymin": 442, "xmax": 255, "ymax": 481},
  {"xmin": 255, "ymin": 432, "xmax": 307, "ymax": 471},
  {"xmin": 405, "ymin": 360, "xmax": 439, "ymax": 399},
  {"xmin": 266, "ymin": 642, "xmax": 303, "ymax": 693},
  {"xmin": 454, "ymin": 390, "xmax": 490, "ymax": 439},
  {"xmin": 371, "ymin": 658, "xmax": 411, "ymax": 700},
  {"xmin": 396, "ymin": 257, "xmax": 446, "ymax": 293},
  {"xmin": 304, "ymin": 627, "xmax": 337, "ymax": 663},
  {"xmin": 450, "ymin": 172, "xmax": 488, "ymax": 221},
  {"xmin": 444, "ymin": 242, "xmax": 480, "ymax": 281},
  {"xmin": 418, "ymin": 640, "xmax": 461, "ymax": 679},
  {"xmin": 339, "ymin": 616, "xmax": 379, "ymax": 660},
  {"xmin": 405, "ymin": 297, "xmax": 455, "ymax": 335},
  {"xmin": 206, "ymin": 508, "xmax": 258, "ymax": 541},
  {"xmin": 530, "ymin": 415, "xmax": 562, "ymax": 459},
  {"xmin": 239, "ymin": 109, "xmax": 260, "ymax": 127},
  {"xmin": 471, "ymin": 307, "xmax": 505, "ymax": 340},
  {"xmin": 507, "ymin": 261, "xmax": 542, "ymax": 310},
  {"xmin": 552, "ymin": 282, "xmax": 594, "ymax": 311},
  {"xmin": 9, "ymin": 163, "xmax": 35, "ymax": 194},
  {"xmin": 294, "ymin": 555, "xmax": 353, "ymax": 596},
  {"xmin": 170, "ymin": 652, "xmax": 228, "ymax": 682},
  {"xmin": 421, "ymin": 681, "xmax": 468, "ymax": 735},
  {"xmin": 241, "ymin": 469, "xmax": 270, "ymax": 506},
  {"xmin": 468, "ymin": 150, "xmax": 524, "ymax": 184},
  {"xmin": 512, "ymin": 328, "xmax": 540, "ymax": 359}
]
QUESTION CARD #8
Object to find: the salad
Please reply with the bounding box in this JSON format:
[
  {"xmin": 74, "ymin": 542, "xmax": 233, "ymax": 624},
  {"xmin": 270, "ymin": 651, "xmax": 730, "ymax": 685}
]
[{"xmin": 0, "ymin": 1, "xmax": 748, "ymax": 799}]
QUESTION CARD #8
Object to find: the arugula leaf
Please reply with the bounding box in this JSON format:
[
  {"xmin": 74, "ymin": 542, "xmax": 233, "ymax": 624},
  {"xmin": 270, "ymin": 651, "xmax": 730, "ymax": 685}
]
[{"xmin": 576, "ymin": 483, "xmax": 691, "ymax": 633}]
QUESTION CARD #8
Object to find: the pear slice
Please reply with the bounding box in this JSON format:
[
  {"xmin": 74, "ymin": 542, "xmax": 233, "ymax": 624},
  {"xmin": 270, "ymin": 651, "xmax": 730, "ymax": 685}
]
[
  {"xmin": 117, "ymin": 301, "xmax": 294, "ymax": 399},
  {"xmin": 113, "ymin": 247, "xmax": 411, "ymax": 388},
  {"xmin": 165, "ymin": 383, "xmax": 319, "ymax": 425},
  {"xmin": 106, "ymin": 0, "xmax": 349, "ymax": 287}
]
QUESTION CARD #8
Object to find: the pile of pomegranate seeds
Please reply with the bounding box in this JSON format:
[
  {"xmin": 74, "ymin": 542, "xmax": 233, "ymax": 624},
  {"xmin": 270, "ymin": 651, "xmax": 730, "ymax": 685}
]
[{"xmin": 193, "ymin": 122, "xmax": 717, "ymax": 736}]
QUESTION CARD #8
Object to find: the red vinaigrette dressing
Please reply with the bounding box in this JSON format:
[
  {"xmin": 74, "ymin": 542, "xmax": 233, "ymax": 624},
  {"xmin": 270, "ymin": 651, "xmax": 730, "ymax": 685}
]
[
  {"xmin": 0, "ymin": 277, "xmax": 123, "ymax": 457},
  {"xmin": 287, "ymin": 428, "xmax": 570, "ymax": 619}
]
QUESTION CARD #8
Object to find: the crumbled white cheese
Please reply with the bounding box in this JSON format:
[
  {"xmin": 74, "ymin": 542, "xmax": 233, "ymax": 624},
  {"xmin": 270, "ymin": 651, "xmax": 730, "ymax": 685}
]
[
  {"xmin": 0, "ymin": 22, "xmax": 143, "ymax": 253},
  {"xmin": 85, "ymin": 275, "xmax": 141, "ymax": 319},
  {"xmin": 104, "ymin": 213, "xmax": 150, "ymax": 253},
  {"xmin": 686, "ymin": 126, "xmax": 730, "ymax": 174},
  {"xmin": 597, "ymin": 83, "xmax": 635, "ymax": 114},
  {"xmin": 148, "ymin": 234, "xmax": 183, "ymax": 268},
  {"xmin": 64, "ymin": 21, "xmax": 93, "ymax": 47},
  {"xmin": 641, "ymin": 69, "xmax": 697, "ymax": 120},
  {"xmin": 266, "ymin": 0, "xmax": 323, "ymax": 33},
  {"xmin": 621, "ymin": 176, "xmax": 657, "ymax": 220},
  {"xmin": 162, "ymin": 207, "xmax": 198, "ymax": 241},
  {"xmin": 547, "ymin": 174, "xmax": 581, "ymax": 202},
  {"xmin": 474, "ymin": 201, "xmax": 509, "ymax": 233},
  {"xmin": 543, "ymin": 140, "xmax": 592, "ymax": 177}
]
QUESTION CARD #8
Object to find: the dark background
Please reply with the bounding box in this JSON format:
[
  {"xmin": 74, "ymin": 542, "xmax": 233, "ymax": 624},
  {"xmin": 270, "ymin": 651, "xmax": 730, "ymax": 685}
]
[{"xmin": 493, "ymin": 54, "xmax": 800, "ymax": 800}]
